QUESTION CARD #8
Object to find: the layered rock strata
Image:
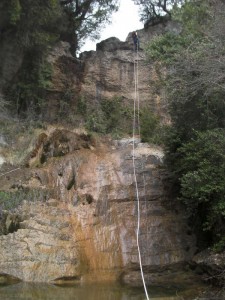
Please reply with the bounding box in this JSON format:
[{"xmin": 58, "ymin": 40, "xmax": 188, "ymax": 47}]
[{"xmin": 0, "ymin": 130, "xmax": 195, "ymax": 284}]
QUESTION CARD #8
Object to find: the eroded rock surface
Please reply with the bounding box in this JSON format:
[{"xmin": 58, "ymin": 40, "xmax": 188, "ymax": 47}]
[
  {"xmin": 0, "ymin": 130, "xmax": 196, "ymax": 284},
  {"xmin": 0, "ymin": 21, "xmax": 197, "ymax": 286}
]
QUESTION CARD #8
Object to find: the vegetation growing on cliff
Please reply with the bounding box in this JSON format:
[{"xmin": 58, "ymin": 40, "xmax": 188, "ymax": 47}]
[
  {"xmin": 84, "ymin": 96, "xmax": 132, "ymax": 138},
  {"xmin": 145, "ymin": 0, "xmax": 225, "ymax": 249},
  {"xmin": 132, "ymin": 0, "xmax": 186, "ymax": 23},
  {"xmin": 1, "ymin": 0, "xmax": 118, "ymax": 53},
  {"xmin": 0, "ymin": 189, "xmax": 49, "ymax": 211},
  {"xmin": 79, "ymin": 96, "xmax": 164, "ymax": 142},
  {"xmin": 1, "ymin": 0, "xmax": 118, "ymax": 118}
]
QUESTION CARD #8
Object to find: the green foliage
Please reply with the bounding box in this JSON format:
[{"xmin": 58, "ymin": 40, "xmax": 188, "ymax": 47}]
[
  {"xmin": 146, "ymin": 1, "xmax": 211, "ymax": 64},
  {"xmin": 146, "ymin": 0, "xmax": 225, "ymax": 247},
  {"xmin": 17, "ymin": 0, "xmax": 63, "ymax": 49},
  {"xmin": 9, "ymin": 0, "xmax": 21, "ymax": 25},
  {"xmin": 179, "ymin": 130, "xmax": 225, "ymax": 232},
  {"xmin": 8, "ymin": 58, "xmax": 53, "ymax": 116},
  {"xmin": 0, "ymin": 191, "xmax": 22, "ymax": 211},
  {"xmin": 139, "ymin": 109, "xmax": 170, "ymax": 145},
  {"xmin": 132, "ymin": 0, "xmax": 185, "ymax": 23},
  {"xmin": 86, "ymin": 111, "xmax": 107, "ymax": 134},
  {"xmin": 2, "ymin": 0, "xmax": 64, "ymax": 118},
  {"xmin": 2, "ymin": 0, "xmax": 120, "ymax": 117},
  {"xmin": 85, "ymin": 96, "xmax": 132, "ymax": 137},
  {"xmin": 83, "ymin": 99, "xmax": 167, "ymax": 143},
  {"xmin": 140, "ymin": 110, "xmax": 159, "ymax": 141},
  {"xmin": 61, "ymin": 0, "xmax": 119, "ymax": 51},
  {"xmin": 76, "ymin": 96, "xmax": 87, "ymax": 116},
  {"xmin": 146, "ymin": 32, "xmax": 188, "ymax": 64},
  {"xmin": 101, "ymin": 96, "xmax": 124, "ymax": 132},
  {"xmin": 172, "ymin": 0, "xmax": 212, "ymax": 36},
  {"xmin": 0, "ymin": 189, "xmax": 49, "ymax": 211},
  {"xmin": 37, "ymin": 62, "xmax": 53, "ymax": 89},
  {"xmin": 3, "ymin": 0, "xmax": 119, "ymax": 53},
  {"xmin": 0, "ymin": 118, "xmax": 47, "ymax": 167},
  {"xmin": 212, "ymin": 237, "xmax": 225, "ymax": 253}
]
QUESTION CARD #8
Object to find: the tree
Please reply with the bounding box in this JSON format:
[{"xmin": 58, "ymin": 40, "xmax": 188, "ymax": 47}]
[
  {"xmin": 1, "ymin": 0, "xmax": 119, "ymax": 53},
  {"xmin": 145, "ymin": 0, "xmax": 225, "ymax": 248},
  {"xmin": 179, "ymin": 129, "xmax": 225, "ymax": 242},
  {"xmin": 60, "ymin": 0, "xmax": 119, "ymax": 52},
  {"xmin": 132, "ymin": 0, "xmax": 186, "ymax": 23},
  {"xmin": 1, "ymin": 0, "xmax": 119, "ymax": 117}
]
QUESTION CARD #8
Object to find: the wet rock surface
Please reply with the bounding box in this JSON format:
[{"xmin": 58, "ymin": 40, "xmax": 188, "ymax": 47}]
[
  {"xmin": 0, "ymin": 20, "xmax": 204, "ymax": 287},
  {"xmin": 0, "ymin": 130, "xmax": 196, "ymax": 284}
]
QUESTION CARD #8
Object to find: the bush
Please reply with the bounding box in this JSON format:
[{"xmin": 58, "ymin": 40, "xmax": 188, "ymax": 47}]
[
  {"xmin": 85, "ymin": 96, "xmax": 133, "ymax": 138},
  {"xmin": 178, "ymin": 129, "xmax": 225, "ymax": 243},
  {"xmin": 145, "ymin": 0, "xmax": 225, "ymax": 249},
  {"xmin": 9, "ymin": 0, "xmax": 21, "ymax": 25},
  {"xmin": 0, "ymin": 189, "xmax": 49, "ymax": 211},
  {"xmin": 140, "ymin": 109, "xmax": 159, "ymax": 142}
]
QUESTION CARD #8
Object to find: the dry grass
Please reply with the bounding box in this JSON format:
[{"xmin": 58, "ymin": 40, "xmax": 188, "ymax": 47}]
[{"xmin": 0, "ymin": 118, "xmax": 45, "ymax": 166}]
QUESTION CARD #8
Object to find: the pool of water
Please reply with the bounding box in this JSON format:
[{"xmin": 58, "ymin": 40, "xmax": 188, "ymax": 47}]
[{"xmin": 0, "ymin": 282, "xmax": 206, "ymax": 300}]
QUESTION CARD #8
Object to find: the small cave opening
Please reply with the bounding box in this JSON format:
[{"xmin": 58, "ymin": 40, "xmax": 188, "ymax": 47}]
[
  {"xmin": 0, "ymin": 273, "xmax": 21, "ymax": 285},
  {"xmin": 2, "ymin": 214, "xmax": 21, "ymax": 235},
  {"xmin": 86, "ymin": 194, "xmax": 93, "ymax": 204},
  {"xmin": 80, "ymin": 194, "xmax": 94, "ymax": 205},
  {"xmin": 53, "ymin": 276, "xmax": 81, "ymax": 286},
  {"xmin": 66, "ymin": 174, "xmax": 75, "ymax": 191}
]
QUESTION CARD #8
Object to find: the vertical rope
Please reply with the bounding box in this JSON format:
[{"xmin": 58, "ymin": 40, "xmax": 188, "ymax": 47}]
[
  {"xmin": 0, "ymin": 167, "xmax": 20, "ymax": 178},
  {"xmin": 136, "ymin": 51, "xmax": 141, "ymax": 137},
  {"xmin": 136, "ymin": 49, "xmax": 149, "ymax": 253},
  {"xmin": 133, "ymin": 48, "xmax": 150, "ymax": 300}
]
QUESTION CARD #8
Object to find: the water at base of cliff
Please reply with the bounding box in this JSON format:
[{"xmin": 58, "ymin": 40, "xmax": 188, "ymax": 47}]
[{"xmin": 0, "ymin": 281, "xmax": 212, "ymax": 300}]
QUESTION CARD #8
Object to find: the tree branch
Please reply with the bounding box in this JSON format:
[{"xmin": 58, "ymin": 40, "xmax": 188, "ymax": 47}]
[{"xmin": 60, "ymin": 0, "xmax": 73, "ymax": 5}]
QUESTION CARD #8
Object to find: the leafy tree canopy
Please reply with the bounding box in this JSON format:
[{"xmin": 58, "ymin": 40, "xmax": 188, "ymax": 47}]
[
  {"xmin": 1, "ymin": 0, "xmax": 119, "ymax": 53},
  {"xmin": 132, "ymin": 0, "xmax": 186, "ymax": 23},
  {"xmin": 179, "ymin": 129, "xmax": 225, "ymax": 234},
  {"xmin": 1, "ymin": 0, "xmax": 119, "ymax": 117},
  {"xmin": 145, "ymin": 0, "xmax": 225, "ymax": 249},
  {"xmin": 60, "ymin": 0, "xmax": 119, "ymax": 51}
]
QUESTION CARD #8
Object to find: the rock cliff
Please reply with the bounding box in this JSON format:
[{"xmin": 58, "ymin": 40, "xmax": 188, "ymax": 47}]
[
  {"xmin": 0, "ymin": 129, "xmax": 196, "ymax": 284},
  {"xmin": 0, "ymin": 21, "xmax": 199, "ymax": 286},
  {"xmin": 44, "ymin": 20, "xmax": 181, "ymax": 123}
]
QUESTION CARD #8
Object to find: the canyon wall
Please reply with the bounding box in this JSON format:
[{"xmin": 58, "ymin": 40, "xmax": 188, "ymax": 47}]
[
  {"xmin": 0, "ymin": 130, "xmax": 196, "ymax": 284},
  {"xmin": 0, "ymin": 21, "xmax": 198, "ymax": 285}
]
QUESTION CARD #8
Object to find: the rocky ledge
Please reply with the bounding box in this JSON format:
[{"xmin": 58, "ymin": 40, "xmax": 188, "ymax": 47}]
[{"xmin": 0, "ymin": 129, "xmax": 197, "ymax": 285}]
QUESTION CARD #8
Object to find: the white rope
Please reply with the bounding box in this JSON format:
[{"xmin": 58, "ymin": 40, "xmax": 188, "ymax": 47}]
[
  {"xmin": 133, "ymin": 49, "xmax": 150, "ymax": 300},
  {"xmin": 0, "ymin": 167, "xmax": 20, "ymax": 178}
]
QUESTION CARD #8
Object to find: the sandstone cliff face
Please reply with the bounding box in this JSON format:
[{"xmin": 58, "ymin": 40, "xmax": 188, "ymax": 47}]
[
  {"xmin": 0, "ymin": 129, "xmax": 196, "ymax": 284},
  {"xmin": 0, "ymin": 22, "xmax": 197, "ymax": 285},
  {"xmin": 45, "ymin": 20, "xmax": 181, "ymax": 124}
]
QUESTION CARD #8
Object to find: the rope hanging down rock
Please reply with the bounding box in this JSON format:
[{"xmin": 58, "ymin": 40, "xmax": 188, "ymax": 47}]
[
  {"xmin": 0, "ymin": 167, "xmax": 20, "ymax": 178},
  {"xmin": 132, "ymin": 48, "xmax": 150, "ymax": 300}
]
